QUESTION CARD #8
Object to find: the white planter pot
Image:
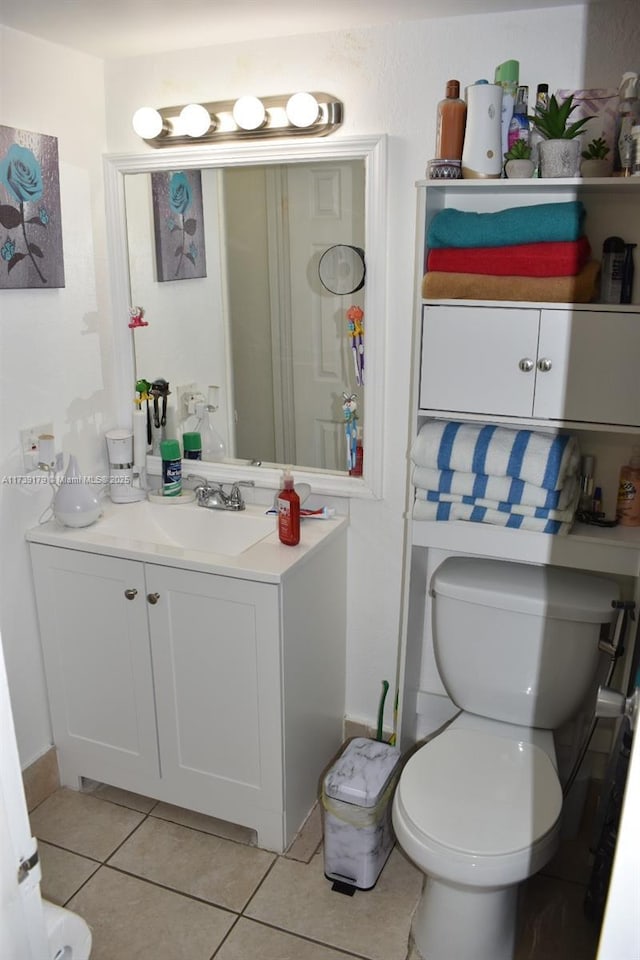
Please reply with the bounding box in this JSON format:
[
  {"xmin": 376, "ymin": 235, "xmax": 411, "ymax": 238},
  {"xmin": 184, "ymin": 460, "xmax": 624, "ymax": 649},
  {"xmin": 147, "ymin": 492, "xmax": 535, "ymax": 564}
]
[
  {"xmin": 505, "ymin": 159, "xmax": 535, "ymax": 179},
  {"xmin": 538, "ymin": 139, "xmax": 580, "ymax": 178},
  {"xmin": 580, "ymin": 157, "xmax": 611, "ymax": 179}
]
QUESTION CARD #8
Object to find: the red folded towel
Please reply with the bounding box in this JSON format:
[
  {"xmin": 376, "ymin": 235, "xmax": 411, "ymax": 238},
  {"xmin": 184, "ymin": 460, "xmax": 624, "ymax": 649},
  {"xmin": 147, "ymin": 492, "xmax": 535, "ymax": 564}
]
[{"xmin": 426, "ymin": 236, "xmax": 591, "ymax": 278}]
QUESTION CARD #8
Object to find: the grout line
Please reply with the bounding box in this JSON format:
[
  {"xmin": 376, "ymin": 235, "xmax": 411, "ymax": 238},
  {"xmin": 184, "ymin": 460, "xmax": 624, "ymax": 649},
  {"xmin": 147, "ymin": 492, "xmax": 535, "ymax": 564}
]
[
  {"xmin": 221, "ymin": 915, "xmax": 375, "ymax": 960},
  {"xmin": 101, "ymin": 862, "xmax": 243, "ymax": 916}
]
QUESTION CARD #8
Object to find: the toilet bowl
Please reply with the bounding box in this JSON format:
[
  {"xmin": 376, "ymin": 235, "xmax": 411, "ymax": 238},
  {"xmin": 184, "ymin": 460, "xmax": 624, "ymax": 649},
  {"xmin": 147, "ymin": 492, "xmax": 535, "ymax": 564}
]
[
  {"xmin": 43, "ymin": 900, "xmax": 92, "ymax": 960},
  {"xmin": 393, "ymin": 719, "xmax": 563, "ymax": 960},
  {"xmin": 393, "ymin": 557, "xmax": 618, "ymax": 960}
]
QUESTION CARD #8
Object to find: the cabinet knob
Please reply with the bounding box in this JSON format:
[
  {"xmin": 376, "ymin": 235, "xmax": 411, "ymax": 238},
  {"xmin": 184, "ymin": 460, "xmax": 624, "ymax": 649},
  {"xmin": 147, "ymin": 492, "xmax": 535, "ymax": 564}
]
[
  {"xmin": 124, "ymin": 588, "xmax": 138, "ymax": 600},
  {"xmin": 147, "ymin": 592, "xmax": 160, "ymax": 605},
  {"xmin": 518, "ymin": 358, "xmax": 534, "ymax": 372},
  {"xmin": 537, "ymin": 358, "xmax": 553, "ymax": 372}
]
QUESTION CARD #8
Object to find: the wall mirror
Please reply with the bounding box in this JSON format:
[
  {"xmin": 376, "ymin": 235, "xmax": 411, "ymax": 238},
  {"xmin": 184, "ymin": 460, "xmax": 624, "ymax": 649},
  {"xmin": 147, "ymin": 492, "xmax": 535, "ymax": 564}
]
[{"xmin": 104, "ymin": 135, "xmax": 386, "ymax": 498}]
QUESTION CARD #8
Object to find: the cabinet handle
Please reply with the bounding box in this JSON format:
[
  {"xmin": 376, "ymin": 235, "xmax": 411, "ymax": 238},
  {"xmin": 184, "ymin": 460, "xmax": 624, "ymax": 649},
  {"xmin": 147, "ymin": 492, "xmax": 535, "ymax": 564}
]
[
  {"xmin": 518, "ymin": 358, "xmax": 534, "ymax": 372},
  {"xmin": 147, "ymin": 592, "xmax": 160, "ymax": 605},
  {"xmin": 124, "ymin": 588, "xmax": 138, "ymax": 600},
  {"xmin": 537, "ymin": 358, "xmax": 553, "ymax": 372}
]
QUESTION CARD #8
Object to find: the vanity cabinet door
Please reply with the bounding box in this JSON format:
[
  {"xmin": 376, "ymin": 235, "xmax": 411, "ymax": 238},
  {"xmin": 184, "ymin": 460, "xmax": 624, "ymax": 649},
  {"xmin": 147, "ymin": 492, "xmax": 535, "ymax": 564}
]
[
  {"xmin": 144, "ymin": 564, "xmax": 283, "ymax": 832},
  {"xmin": 29, "ymin": 546, "xmax": 159, "ymax": 785},
  {"xmin": 534, "ymin": 309, "xmax": 640, "ymax": 425},
  {"xmin": 419, "ymin": 304, "xmax": 539, "ymax": 418}
]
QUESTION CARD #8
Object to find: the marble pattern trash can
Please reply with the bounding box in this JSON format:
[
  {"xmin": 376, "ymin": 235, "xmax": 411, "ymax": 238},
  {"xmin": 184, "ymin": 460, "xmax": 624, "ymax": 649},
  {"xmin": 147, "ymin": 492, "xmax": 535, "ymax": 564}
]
[{"xmin": 323, "ymin": 737, "xmax": 401, "ymax": 890}]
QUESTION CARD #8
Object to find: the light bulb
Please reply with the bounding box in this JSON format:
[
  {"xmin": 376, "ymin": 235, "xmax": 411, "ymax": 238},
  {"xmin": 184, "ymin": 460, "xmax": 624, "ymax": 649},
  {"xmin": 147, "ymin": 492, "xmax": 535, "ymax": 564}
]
[
  {"xmin": 232, "ymin": 96, "xmax": 266, "ymax": 131},
  {"xmin": 179, "ymin": 103, "xmax": 212, "ymax": 137},
  {"xmin": 286, "ymin": 92, "xmax": 320, "ymax": 128},
  {"xmin": 132, "ymin": 106, "xmax": 164, "ymax": 139}
]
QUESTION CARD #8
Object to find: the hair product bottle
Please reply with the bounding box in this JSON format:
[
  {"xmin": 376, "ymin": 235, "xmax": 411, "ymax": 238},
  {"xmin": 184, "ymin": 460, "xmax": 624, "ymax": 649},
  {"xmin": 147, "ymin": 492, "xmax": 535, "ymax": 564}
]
[
  {"xmin": 160, "ymin": 439, "xmax": 182, "ymax": 497},
  {"xmin": 435, "ymin": 80, "xmax": 467, "ymax": 161},
  {"xmin": 277, "ymin": 468, "xmax": 300, "ymax": 545},
  {"xmin": 616, "ymin": 448, "xmax": 640, "ymax": 526},
  {"xmin": 507, "ymin": 85, "xmax": 530, "ymax": 150}
]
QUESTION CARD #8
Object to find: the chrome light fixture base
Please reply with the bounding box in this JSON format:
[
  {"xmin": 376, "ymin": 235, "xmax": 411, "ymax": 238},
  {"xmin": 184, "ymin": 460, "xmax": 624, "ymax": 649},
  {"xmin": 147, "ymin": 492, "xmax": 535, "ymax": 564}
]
[{"xmin": 133, "ymin": 93, "xmax": 343, "ymax": 147}]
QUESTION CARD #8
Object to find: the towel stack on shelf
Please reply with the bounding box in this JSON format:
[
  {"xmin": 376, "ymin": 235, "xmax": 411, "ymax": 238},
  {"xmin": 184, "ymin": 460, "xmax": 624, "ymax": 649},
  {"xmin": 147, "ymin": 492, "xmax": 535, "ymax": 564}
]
[
  {"xmin": 422, "ymin": 201, "xmax": 600, "ymax": 303},
  {"xmin": 411, "ymin": 420, "xmax": 581, "ymax": 535}
]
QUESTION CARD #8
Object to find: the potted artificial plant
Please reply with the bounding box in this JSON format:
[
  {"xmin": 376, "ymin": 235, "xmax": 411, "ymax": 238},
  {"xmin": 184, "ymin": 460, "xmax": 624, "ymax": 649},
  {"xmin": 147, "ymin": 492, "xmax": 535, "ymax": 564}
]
[
  {"xmin": 503, "ymin": 139, "xmax": 535, "ymax": 179},
  {"xmin": 532, "ymin": 93, "xmax": 593, "ymax": 178},
  {"xmin": 580, "ymin": 137, "xmax": 611, "ymax": 178}
]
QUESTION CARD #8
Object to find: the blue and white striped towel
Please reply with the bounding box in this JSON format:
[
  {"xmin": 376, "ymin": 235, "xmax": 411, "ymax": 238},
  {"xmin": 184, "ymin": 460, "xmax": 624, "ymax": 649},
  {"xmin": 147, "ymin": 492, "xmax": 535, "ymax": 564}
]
[
  {"xmin": 411, "ymin": 421, "xmax": 580, "ymax": 491},
  {"xmin": 412, "ymin": 466, "xmax": 578, "ymax": 510},
  {"xmin": 415, "ymin": 488, "xmax": 579, "ymax": 523},
  {"xmin": 412, "ymin": 498, "xmax": 572, "ymax": 535}
]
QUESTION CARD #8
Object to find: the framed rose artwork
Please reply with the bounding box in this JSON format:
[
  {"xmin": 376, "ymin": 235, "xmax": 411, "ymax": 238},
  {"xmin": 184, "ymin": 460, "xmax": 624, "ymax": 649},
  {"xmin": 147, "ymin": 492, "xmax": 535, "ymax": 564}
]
[
  {"xmin": 151, "ymin": 169, "xmax": 207, "ymax": 281},
  {"xmin": 0, "ymin": 125, "xmax": 65, "ymax": 289}
]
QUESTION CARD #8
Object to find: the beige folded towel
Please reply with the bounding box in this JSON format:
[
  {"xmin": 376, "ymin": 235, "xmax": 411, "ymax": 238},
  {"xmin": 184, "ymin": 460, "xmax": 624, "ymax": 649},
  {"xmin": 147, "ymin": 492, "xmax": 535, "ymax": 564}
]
[{"xmin": 421, "ymin": 259, "xmax": 600, "ymax": 303}]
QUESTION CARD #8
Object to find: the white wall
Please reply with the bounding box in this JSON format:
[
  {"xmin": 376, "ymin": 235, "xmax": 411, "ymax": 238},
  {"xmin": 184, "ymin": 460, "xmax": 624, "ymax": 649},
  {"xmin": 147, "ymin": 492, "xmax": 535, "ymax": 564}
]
[
  {"xmin": 0, "ymin": 27, "xmax": 114, "ymax": 765},
  {"xmin": 1, "ymin": 3, "xmax": 638, "ymax": 766}
]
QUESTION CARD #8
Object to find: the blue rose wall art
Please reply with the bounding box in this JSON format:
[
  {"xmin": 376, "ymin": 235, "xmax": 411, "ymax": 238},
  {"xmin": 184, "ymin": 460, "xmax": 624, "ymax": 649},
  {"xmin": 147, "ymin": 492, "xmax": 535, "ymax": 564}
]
[
  {"xmin": 0, "ymin": 125, "xmax": 65, "ymax": 289},
  {"xmin": 151, "ymin": 169, "xmax": 207, "ymax": 282}
]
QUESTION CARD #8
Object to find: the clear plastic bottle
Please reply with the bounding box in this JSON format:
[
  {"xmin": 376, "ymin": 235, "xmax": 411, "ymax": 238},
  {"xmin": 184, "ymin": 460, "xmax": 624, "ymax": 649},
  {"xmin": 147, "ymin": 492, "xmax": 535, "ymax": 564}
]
[
  {"xmin": 616, "ymin": 448, "xmax": 640, "ymax": 526},
  {"xmin": 507, "ymin": 85, "xmax": 530, "ymax": 151},
  {"xmin": 277, "ymin": 468, "xmax": 300, "ymax": 546},
  {"xmin": 616, "ymin": 72, "xmax": 640, "ymax": 175},
  {"xmin": 195, "ymin": 402, "xmax": 226, "ymax": 461},
  {"xmin": 435, "ymin": 80, "xmax": 467, "ymax": 161}
]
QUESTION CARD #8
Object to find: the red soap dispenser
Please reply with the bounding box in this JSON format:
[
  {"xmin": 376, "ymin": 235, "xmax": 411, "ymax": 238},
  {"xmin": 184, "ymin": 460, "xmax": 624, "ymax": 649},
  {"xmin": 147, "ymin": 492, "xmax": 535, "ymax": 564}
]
[{"xmin": 277, "ymin": 468, "xmax": 300, "ymax": 546}]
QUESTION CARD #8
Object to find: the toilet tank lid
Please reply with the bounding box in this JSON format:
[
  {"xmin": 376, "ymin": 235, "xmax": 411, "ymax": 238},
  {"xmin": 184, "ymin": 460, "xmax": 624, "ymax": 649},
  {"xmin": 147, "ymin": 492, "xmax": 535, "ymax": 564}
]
[{"xmin": 432, "ymin": 557, "xmax": 618, "ymax": 622}]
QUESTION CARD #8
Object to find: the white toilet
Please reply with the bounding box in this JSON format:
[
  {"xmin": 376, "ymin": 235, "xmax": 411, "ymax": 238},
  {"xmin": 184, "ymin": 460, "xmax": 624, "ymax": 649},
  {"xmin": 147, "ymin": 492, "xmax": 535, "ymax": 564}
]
[
  {"xmin": 393, "ymin": 556, "xmax": 618, "ymax": 960},
  {"xmin": 44, "ymin": 899, "xmax": 92, "ymax": 960}
]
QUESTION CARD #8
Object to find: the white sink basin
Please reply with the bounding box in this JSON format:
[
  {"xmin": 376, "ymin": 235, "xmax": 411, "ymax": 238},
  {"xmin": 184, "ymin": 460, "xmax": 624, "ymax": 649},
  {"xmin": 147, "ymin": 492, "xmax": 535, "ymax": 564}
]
[{"xmin": 94, "ymin": 500, "xmax": 276, "ymax": 557}]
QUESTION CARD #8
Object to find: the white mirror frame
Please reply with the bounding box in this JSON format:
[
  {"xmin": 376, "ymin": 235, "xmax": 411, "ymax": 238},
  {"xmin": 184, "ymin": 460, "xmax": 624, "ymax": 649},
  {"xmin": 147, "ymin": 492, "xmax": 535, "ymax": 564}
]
[{"xmin": 104, "ymin": 134, "xmax": 386, "ymax": 499}]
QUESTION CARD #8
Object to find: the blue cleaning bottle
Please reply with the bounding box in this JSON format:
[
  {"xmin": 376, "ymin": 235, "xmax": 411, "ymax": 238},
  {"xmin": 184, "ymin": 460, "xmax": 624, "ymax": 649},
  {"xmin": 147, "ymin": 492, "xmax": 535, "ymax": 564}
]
[{"xmin": 508, "ymin": 85, "xmax": 530, "ymax": 152}]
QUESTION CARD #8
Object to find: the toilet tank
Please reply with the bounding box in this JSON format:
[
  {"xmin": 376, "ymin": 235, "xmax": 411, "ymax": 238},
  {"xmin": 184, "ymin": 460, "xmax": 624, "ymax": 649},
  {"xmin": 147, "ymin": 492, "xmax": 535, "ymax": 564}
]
[{"xmin": 431, "ymin": 557, "xmax": 618, "ymax": 729}]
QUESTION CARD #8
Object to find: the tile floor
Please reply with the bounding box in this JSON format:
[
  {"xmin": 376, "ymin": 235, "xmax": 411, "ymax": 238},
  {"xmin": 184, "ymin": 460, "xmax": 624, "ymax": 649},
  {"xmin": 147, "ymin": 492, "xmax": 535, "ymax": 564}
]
[{"xmin": 30, "ymin": 782, "xmax": 602, "ymax": 960}]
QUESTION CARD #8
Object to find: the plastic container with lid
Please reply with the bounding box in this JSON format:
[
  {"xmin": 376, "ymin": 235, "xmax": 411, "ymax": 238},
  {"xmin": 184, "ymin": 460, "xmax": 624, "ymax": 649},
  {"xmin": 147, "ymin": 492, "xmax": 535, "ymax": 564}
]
[
  {"xmin": 616, "ymin": 447, "xmax": 640, "ymax": 527},
  {"xmin": 160, "ymin": 439, "xmax": 182, "ymax": 497},
  {"xmin": 322, "ymin": 737, "xmax": 401, "ymax": 890}
]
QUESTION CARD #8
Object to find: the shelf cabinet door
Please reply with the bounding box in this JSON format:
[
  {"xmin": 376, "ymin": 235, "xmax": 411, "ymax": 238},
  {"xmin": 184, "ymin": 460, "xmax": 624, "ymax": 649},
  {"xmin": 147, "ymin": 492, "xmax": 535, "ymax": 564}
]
[
  {"xmin": 145, "ymin": 564, "xmax": 283, "ymax": 823},
  {"xmin": 419, "ymin": 304, "xmax": 539, "ymax": 418},
  {"xmin": 534, "ymin": 309, "xmax": 640, "ymax": 425},
  {"xmin": 29, "ymin": 545, "xmax": 159, "ymax": 783}
]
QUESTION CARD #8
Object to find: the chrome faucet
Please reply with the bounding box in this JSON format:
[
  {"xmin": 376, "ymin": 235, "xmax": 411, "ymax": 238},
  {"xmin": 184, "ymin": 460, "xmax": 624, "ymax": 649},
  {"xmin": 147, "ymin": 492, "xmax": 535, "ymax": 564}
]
[{"xmin": 187, "ymin": 475, "xmax": 255, "ymax": 511}]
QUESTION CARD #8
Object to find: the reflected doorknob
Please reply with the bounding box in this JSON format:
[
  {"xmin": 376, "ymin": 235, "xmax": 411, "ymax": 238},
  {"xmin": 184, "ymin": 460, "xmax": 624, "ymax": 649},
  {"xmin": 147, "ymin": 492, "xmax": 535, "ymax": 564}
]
[
  {"xmin": 537, "ymin": 358, "xmax": 553, "ymax": 372},
  {"xmin": 147, "ymin": 592, "xmax": 160, "ymax": 605}
]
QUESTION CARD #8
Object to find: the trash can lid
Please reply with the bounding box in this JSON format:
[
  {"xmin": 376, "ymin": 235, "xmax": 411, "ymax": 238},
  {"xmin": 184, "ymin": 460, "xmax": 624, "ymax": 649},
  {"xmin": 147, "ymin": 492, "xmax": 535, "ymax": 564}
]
[{"xmin": 324, "ymin": 737, "xmax": 401, "ymax": 807}]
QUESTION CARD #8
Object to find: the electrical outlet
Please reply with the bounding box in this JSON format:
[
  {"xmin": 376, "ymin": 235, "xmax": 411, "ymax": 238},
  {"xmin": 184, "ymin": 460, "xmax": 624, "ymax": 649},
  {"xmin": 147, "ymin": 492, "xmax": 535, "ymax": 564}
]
[
  {"xmin": 175, "ymin": 383, "xmax": 200, "ymax": 419},
  {"xmin": 20, "ymin": 422, "xmax": 54, "ymax": 472}
]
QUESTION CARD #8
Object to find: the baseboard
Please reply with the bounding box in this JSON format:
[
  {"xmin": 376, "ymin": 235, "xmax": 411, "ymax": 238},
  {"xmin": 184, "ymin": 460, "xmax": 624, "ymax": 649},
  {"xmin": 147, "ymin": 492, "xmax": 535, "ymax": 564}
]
[{"xmin": 22, "ymin": 746, "xmax": 59, "ymax": 812}]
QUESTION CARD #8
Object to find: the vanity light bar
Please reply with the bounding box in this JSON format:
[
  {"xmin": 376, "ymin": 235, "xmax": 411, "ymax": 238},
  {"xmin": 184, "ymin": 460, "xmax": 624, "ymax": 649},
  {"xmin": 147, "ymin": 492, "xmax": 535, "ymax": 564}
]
[{"xmin": 132, "ymin": 93, "xmax": 343, "ymax": 147}]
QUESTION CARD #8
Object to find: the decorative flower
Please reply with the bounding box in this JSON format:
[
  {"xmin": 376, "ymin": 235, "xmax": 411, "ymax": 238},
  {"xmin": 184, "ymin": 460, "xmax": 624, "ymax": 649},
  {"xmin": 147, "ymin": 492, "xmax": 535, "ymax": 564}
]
[
  {"xmin": 0, "ymin": 143, "xmax": 48, "ymax": 283},
  {"xmin": 165, "ymin": 171, "xmax": 198, "ymax": 278},
  {"xmin": 1, "ymin": 236, "xmax": 16, "ymax": 261},
  {"xmin": 0, "ymin": 144, "xmax": 43, "ymax": 204},
  {"xmin": 168, "ymin": 172, "xmax": 192, "ymax": 215}
]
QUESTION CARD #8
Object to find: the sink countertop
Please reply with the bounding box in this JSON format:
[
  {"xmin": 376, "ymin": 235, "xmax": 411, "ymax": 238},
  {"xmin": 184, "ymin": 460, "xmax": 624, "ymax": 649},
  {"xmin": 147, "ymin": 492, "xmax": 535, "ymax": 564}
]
[{"xmin": 26, "ymin": 500, "xmax": 349, "ymax": 584}]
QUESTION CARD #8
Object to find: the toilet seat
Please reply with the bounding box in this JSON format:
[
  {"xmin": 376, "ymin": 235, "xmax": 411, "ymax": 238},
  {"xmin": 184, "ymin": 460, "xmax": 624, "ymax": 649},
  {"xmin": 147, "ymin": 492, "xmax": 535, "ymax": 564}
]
[{"xmin": 393, "ymin": 727, "xmax": 562, "ymax": 887}]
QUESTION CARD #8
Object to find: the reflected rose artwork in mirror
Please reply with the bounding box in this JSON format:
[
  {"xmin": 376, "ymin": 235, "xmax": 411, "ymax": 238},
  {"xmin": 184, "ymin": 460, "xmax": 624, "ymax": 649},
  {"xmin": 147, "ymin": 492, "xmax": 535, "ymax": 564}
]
[
  {"xmin": 0, "ymin": 125, "xmax": 65, "ymax": 289},
  {"xmin": 151, "ymin": 169, "xmax": 207, "ymax": 281}
]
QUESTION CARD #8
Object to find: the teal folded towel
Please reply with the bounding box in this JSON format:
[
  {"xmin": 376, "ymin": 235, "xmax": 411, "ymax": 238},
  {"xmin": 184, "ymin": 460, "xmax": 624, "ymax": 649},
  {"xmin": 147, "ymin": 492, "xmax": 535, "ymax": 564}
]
[{"xmin": 427, "ymin": 201, "xmax": 586, "ymax": 249}]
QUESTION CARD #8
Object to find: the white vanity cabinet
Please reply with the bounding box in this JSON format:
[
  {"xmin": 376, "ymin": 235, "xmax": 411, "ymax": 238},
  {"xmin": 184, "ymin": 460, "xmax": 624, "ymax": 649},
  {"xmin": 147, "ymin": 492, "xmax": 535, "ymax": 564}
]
[
  {"xmin": 420, "ymin": 303, "xmax": 640, "ymax": 425},
  {"xmin": 29, "ymin": 522, "xmax": 347, "ymax": 853}
]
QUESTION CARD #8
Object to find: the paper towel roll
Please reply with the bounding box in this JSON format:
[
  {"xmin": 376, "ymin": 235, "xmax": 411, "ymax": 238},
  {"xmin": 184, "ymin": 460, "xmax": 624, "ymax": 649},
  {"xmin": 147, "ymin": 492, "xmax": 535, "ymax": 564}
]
[{"xmin": 133, "ymin": 409, "xmax": 148, "ymax": 469}]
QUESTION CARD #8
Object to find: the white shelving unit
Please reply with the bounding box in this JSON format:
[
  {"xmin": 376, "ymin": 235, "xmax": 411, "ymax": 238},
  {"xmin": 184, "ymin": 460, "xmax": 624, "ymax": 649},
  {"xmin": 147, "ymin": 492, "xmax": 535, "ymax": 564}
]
[{"xmin": 399, "ymin": 175, "xmax": 640, "ymax": 747}]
